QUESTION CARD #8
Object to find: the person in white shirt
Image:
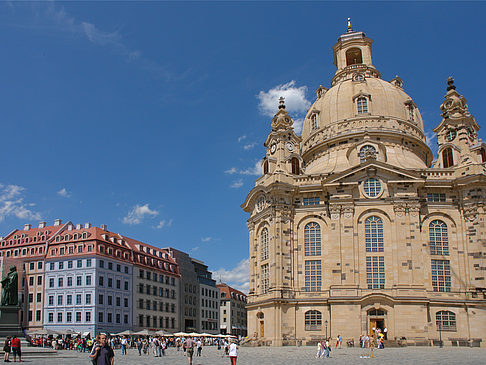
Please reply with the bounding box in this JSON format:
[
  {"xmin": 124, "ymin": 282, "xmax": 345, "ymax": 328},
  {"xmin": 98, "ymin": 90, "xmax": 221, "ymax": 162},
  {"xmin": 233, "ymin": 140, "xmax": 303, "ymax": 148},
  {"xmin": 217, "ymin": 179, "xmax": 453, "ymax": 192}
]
[
  {"xmin": 228, "ymin": 341, "xmax": 238, "ymax": 365},
  {"xmin": 121, "ymin": 336, "xmax": 128, "ymax": 355}
]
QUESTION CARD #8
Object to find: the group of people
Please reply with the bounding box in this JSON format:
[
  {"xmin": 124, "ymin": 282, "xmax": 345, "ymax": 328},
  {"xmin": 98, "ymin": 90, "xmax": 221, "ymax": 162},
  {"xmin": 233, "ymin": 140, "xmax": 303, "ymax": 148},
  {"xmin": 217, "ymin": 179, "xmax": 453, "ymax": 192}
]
[
  {"xmin": 359, "ymin": 327, "xmax": 387, "ymax": 349},
  {"xmin": 315, "ymin": 338, "xmax": 332, "ymax": 358},
  {"xmin": 2, "ymin": 336, "xmax": 22, "ymax": 363}
]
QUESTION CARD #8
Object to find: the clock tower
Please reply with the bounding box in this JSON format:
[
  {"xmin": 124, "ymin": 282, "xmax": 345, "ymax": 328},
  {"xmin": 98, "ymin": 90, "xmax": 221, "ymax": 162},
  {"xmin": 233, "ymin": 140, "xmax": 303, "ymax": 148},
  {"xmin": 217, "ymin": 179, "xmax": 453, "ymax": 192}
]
[
  {"xmin": 433, "ymin": 77, "xmax": 485, "ymax": 168},
  {"xmin": 262, "ymin": 97, "xmax": 303, "ymax": 177}
]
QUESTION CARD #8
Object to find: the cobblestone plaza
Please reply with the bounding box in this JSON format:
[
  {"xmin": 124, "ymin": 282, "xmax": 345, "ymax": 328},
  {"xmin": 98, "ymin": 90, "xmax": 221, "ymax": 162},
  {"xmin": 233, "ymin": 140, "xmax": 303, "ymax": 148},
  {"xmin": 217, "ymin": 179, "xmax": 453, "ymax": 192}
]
[{"xmin": 29, "ymin": 346, "xmax": 486, "ymax": 364}]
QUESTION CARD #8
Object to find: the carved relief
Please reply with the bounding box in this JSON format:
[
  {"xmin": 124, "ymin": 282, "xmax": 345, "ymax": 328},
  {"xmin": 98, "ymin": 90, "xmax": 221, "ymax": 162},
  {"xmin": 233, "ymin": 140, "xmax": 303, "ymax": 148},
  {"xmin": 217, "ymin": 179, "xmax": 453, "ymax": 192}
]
[
  {"xmin": 329, "ymin": 204, "xmax": 341, "ymax": 220},
  {"xmin": 463, "ymin": 205, "xmax": 478, "ymax": 222},
  {"xmin": 407, "ymin": 203, "xmax": 421, "ymax": 217},
  {"xmin": 394, "ymin": 203, "xmax": 406, "ymax": 217},
  {"xmin": 341, "ymin": 204, "xmax": 354, "ymax": 219}
]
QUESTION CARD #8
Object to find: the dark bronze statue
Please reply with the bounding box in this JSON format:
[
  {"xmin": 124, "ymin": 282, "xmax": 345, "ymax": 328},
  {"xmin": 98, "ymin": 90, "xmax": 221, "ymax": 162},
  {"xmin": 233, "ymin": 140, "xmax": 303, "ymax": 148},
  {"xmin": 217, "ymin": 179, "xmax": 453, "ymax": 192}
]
[{"xmin": 1, "ymin": 266, "xmax": 18, "ymax": 306}]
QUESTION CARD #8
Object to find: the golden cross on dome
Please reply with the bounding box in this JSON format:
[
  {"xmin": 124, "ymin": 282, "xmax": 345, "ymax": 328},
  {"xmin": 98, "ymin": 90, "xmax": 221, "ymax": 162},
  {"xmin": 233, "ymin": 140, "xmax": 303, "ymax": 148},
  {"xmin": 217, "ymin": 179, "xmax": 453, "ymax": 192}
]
[{"xmin": 347, "ymin": 17, "xmax": 353, "ymax": 32}]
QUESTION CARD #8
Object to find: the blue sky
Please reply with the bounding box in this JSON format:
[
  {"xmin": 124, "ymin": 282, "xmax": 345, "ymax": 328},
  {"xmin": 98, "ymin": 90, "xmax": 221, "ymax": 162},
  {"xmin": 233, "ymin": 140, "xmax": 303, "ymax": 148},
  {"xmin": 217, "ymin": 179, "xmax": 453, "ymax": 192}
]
[{"xmin": 1, "ymin": 1, "xmax": 485, "ymax": 292}]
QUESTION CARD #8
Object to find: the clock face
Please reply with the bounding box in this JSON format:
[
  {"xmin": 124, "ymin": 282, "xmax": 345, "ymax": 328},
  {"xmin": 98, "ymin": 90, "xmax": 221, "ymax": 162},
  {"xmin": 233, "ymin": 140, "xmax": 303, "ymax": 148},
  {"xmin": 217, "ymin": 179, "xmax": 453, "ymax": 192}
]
[
  {"xmin": 286, "ymin": 142, "xmax": 294, "ymax": 152},
  {"xmin": 270, "ymin": 143, "xmax": 277, "ymax": 154},
  {"xmin": 445, "ymin": 129, "xmax": 456, "ymax": 142}
]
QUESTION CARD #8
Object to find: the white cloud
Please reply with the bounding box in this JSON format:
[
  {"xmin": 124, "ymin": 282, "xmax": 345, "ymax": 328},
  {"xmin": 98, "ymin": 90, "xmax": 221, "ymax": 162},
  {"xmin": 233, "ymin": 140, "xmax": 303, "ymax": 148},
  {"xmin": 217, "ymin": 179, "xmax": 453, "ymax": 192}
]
[
  {"xmin": 237, "ymin": 135, "xmax": 247, "ymax": 143},
  {"xmin": 240, "ymin": 161, "xmax": 262, "ymax": 176},
  {"xmin": 243, "ymin": 142, "xmax": 256, "ymax": 151},
  {"xmin": 213, "ymin": 258, "xmax": 250, "ymax": 294},
  {"xmin": 57, "ymin": 188, "xmax": 71, "ymax": 198},
  {"xmin": 201, "ymin": 237, "xmax": 212, "ymax": 243},
  {"xmin": 225, "ymin": 161, "xmax": 262, "ymax": 177},
  {"xmin": 224, "ymin": 167, "xmax": 238, "ymax": 175},
  {"xmin": 190, "ymin": 246, "xmax": 200, "ymax": 253},
  {"xmin": 156, "ymin": 219, "xmax": 173, "ymax": 229},
  {"xmin": 257, "ymin": 80, "xmax": 311, "ymax": 118},
  {"xmin": 425, "ymin": 130, "xmax": 438, "ymax": 155},
  {"xmin": 230, "ymin": 179, "xmax": 243, "ymax": 189},
  {"xmin": 0, "ymin": 184, "xmax": 41, "ymax": 222},
  {"xmin": 122, "ymin": 204, "xmax": 159, "ymax": 225}
]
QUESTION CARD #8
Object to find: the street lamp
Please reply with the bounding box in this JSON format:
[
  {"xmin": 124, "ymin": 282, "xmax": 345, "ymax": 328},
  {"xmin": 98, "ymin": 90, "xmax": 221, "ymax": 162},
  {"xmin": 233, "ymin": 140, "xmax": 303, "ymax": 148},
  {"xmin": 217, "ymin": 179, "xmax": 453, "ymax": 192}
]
[
  {"xmin": 325, "ymin": 320, "xmax": 328, "ymax": 339},
  {"xmin": 438, "ymin": 321, "xmax": 443, "ymax": 348}
]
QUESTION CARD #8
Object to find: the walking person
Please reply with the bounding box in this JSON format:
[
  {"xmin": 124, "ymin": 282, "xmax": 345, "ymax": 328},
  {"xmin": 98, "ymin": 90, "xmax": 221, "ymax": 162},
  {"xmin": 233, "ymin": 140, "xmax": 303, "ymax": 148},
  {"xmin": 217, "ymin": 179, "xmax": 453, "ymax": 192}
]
[
  {"xmin": 324, "ymin": 338, "xmax": 331, "ymax": 358},
  {"xmin": 228, "ymin": 340, "xmax": 238, "ymax": 365},
  {"xmin": 183, "ymin": 337, "xmax": 195, "ymax": 365},
  {"xmin": 3, "ymin": 336, "xmax": 11, "ymax": 362},
  {"xmin": 90, "ymin": 334, "xmax": 115, "ymax": 365},
  {"xmin": 315, "ymin": 340, "xmax": 322, "ymax": 358},
  {"xmin": 10, "ymin": 336, "xmax": 21, "ymax": 363},
  {"xmin": 120, "ymin": 336, "xmax": 128, "ymax": 355},
  {"xmin": 196, "ymin": 339, "xmax": 202, "ymax": 357}
]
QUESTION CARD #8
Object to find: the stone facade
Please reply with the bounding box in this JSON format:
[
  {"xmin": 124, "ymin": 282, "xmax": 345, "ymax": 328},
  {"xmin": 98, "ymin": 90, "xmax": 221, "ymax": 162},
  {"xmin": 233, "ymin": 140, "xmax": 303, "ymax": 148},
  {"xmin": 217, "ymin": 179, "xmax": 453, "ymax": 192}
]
[
  {"xmin": 242, "ymin": 25, "xmax": 486, "ymax": 346},
  {"xmin": 218, "ymin": 283, "xmax": 247, "ymax": 337}
]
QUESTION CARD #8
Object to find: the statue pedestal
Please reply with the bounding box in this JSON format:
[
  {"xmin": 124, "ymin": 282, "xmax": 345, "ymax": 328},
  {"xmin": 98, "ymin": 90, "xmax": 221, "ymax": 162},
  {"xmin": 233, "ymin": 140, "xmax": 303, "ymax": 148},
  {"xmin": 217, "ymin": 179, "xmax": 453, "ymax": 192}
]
[{"xmin": 0, "ymin": 305, "xmax": 22, "ymax": 337}]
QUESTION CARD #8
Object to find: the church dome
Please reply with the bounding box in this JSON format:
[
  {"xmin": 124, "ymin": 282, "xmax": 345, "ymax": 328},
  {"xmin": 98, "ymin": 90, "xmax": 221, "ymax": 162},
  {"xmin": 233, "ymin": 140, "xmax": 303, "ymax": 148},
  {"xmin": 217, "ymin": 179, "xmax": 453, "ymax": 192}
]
[
  {"xmin": 301, "ymin": 76, "xmax": 426, "ymax": 141},
  {"xmin": 299, "ymin": 28, "xmax": 432, "ymax": 173}
]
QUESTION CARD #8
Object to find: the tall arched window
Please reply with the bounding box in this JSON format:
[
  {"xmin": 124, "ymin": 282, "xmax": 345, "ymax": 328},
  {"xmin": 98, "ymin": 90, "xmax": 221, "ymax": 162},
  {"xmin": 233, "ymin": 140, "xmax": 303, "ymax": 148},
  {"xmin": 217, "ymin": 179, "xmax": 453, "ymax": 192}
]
[
  {"xmin": 357, "ymin": 97, "xmax": 368, "ymax": 114},
  {"xmin": 481, "ymin": 148, "xmax": 486, "ymax": 163},
  {"xmin": 346, "ymin": 47, "xmax": 363, "ymax": 66},
  {"xmin": 360, "ymin": 145, "xmax": 377, "ymax": 163},
  {"xmin": 261, "ymin": 228, "xmax": 269, "ymax": 261},
  {"xmin": 365, "ymin": 216, "xmax": 384, "ymax": 252},
  {"xmin": 291, "ymin": 158, "xmax": 300, "ymax": 175},
  {"xmin": 436, "ymin": 311, "xmax": 456, "ymax": 331},
  {"xmin": 263, "ymin": 159, "xmax": 269, "ymax": 174},
  {"xmin": 429, "ymin": 220, "xmax": 449, "ymax": 255},
  {"xmin": 442, "ymin": 147, "xmax": 454, "ymax": 168},
  {"xmin": 304, "ymin": 222, "xmax": 321, "ymax": 256},
  {"xmin": 305, "ymin": 310, "xmax": 322, "ymax": 331}
]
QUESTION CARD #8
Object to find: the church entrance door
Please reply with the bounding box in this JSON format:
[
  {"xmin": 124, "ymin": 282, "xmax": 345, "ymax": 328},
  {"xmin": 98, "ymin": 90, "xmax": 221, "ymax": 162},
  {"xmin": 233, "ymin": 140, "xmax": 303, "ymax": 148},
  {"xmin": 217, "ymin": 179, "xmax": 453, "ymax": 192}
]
[{"xmin": 260, "ymin": 321, "xmax": 264, "ymax": 337}]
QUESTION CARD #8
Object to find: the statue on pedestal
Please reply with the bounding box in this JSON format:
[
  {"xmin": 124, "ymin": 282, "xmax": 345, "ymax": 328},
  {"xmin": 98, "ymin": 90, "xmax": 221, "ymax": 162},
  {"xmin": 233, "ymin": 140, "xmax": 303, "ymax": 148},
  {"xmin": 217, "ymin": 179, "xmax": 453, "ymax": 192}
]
[{"xmin": 1, "ymin": 266, "xmax": 18, "ymax": 306}]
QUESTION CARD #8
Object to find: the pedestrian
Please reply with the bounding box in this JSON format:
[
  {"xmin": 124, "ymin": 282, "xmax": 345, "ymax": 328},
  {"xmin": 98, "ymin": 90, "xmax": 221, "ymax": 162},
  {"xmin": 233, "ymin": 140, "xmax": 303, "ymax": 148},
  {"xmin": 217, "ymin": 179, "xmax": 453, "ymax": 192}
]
[
  {"xmin": 315, "ymin": 340, "xmax": 322, "ymax": 358},
  {"xmin": 90, "ymin": 334, "xmax": 115, "ymax": 365},
  {"xmin": 183, "ymin": 337, "xmax": 195, "ymax": 365},
  {"xmin": 324, "ymin": 338, "xmax": 331, "ymax": 358},
  {"xmin": 10, "ymin": 336, "xmax": 21, "ymax": 363},
  {"xmin": 120, "ymin": 336, "xmax": 128, "ymax": 355},
  {"xmin": 228, "ymin": 340, "xmax": 238, "ymax": 365},
  {"xmin": 3, "ymin": 336, "xmax": 11, "ymax": 362},
  {"xmin": 196, "ymin": 339, "xmax": 202, "ymax": 356}
]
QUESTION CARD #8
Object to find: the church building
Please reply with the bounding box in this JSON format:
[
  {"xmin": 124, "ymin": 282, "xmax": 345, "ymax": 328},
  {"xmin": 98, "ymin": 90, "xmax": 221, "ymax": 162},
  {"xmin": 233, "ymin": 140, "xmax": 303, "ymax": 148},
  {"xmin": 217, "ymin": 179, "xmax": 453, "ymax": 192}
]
[{"xmin": 242, "ymin": 23, "xmax": 486, "ymax": 346}]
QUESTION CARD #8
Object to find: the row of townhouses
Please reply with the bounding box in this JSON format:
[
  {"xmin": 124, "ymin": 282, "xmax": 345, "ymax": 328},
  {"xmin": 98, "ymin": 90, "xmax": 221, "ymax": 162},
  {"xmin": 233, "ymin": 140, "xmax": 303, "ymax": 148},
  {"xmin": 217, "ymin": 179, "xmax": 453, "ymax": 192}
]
[{"xmin": 0, "ymin": 220, "xmax": 240, "ymax": 336}]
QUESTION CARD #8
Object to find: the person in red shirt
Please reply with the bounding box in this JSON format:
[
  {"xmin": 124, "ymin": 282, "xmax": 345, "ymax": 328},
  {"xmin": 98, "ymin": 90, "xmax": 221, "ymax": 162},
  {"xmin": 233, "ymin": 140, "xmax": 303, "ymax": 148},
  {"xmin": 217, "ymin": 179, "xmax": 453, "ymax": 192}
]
[{"xmin": 11, "ymin": 336, "xmax": 21, "ymax": 362}]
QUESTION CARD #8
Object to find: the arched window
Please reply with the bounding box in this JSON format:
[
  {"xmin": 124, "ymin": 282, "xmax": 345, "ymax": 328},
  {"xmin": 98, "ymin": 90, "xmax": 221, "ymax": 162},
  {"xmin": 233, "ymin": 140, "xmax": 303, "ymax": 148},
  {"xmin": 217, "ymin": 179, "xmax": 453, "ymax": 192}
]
[
  {"xmin": 263, "ymin": 159, "xmax": 269, "ymax": 174},
  {"xmin": 481, "ymin": 148, "xmax": 486, "ymax": 163},
  {"xmin": 429, "ymin": 220, "xmax": 449, "ymax": 255},
  {"xmin": 357, "ymin": 97, "xmax": 368, "ymax": 114},
  {"xmin": 304, "ymin": 222, "xmax": 321, "ymax": 256},
  {"xmin": 365, "ymin": 216, "xmax": 384, "ymax": 252},
  {"xmin": 291, "ymin": 158, "xmax": 300, "ymax": 175},
  {"xmin": 305, "ymin": 310, "xmax": 322, "ymax": 331},
  {"xmin": 346, "ymin": 47, "xmax": 363, "ymax": 66},
  {"xmin": 436, "ymin": 311, "xmax": 456, "ymax": 331},
  {"xmin": 442, "ymin": 147, "xmax": 454, "ymax": 168},
  {"xmin": 261, "ymin": 228, "xmax": 269, "ymax": 261},
  {"xmin": 360, "ymin": 145, "xmax": 377, "ymax": 163}
]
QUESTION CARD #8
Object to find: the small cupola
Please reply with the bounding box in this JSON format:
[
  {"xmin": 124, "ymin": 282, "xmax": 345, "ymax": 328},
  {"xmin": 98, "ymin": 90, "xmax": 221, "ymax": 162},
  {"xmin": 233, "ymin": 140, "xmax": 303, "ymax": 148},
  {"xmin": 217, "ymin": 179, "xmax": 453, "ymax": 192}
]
[{"xmin": 332, "ymin": 19, "xmax": 376, "ymax": 72}]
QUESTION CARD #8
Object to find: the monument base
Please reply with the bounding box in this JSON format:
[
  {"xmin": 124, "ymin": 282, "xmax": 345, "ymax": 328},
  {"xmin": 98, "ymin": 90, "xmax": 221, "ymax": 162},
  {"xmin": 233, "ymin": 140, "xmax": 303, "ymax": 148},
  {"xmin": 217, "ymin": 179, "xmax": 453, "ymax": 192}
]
[{"xmin": 0, "ymin": 305, "xmax": 23, "ymax": 337}]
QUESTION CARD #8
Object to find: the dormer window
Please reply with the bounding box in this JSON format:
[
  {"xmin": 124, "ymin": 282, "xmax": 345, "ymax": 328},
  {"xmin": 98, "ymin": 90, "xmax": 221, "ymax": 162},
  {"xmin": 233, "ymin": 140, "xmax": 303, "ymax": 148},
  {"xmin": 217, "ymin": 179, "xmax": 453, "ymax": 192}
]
[
  {"xmin": 357, "ymin": 97, "xmax": 368, "ymax": 114},
  {"xmin": 311, "ymin": 114, "xmax": 318, "ymax": 130},
  {"xmin": 408, "ymin": 104, "xmax": 415, "ymax": 122},
  {"xmin": 359, "ymin": 145, "xmax": 377, "ymax": 163}
]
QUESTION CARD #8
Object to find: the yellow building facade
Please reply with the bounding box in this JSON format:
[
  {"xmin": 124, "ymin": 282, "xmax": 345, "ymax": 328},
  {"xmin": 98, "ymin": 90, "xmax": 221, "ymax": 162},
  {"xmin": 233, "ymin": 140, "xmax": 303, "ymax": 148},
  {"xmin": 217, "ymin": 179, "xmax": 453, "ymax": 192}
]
[{"xmin": 242, "ymin": 26, "xmax": 486, "ymax": 346}]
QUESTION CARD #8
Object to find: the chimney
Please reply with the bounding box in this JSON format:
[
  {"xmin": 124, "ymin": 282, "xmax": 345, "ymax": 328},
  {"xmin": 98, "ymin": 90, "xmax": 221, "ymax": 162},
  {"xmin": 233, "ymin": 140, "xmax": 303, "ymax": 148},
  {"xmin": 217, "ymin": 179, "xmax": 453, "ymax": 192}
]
[
  {"xmin": 101, "ymin": 224, "xmax": 108, "ymax": 231},
  {"xmin": 54, "ymin": 219, "xmax": 62, "ymax": 226},
  {"xmin": 84, "ymin": 222, "xmax": 91, "ymax": 229},
  {"xmin": 67, "ymin": 224, "xmax": 73, "ymax": 231},
  {"xmin": 24, "ymin": 224, "xmax": 31, "ymax": 231},
  {"xmin": 38, "ymin": 222, "xmax": 46, "ymax": 228},
  {"xmin": 76, "ymin": 224, "xmax": 82, "ymax": 230}
]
